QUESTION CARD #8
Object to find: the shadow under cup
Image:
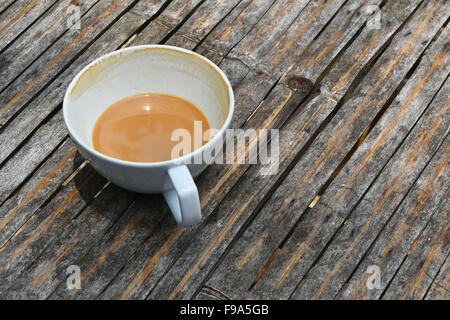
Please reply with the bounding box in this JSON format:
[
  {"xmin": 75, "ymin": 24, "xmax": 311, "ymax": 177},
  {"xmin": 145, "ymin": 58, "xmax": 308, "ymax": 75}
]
[{"xmin": 63, "ymin": 45, "xmax": 234, "ymax": 226}]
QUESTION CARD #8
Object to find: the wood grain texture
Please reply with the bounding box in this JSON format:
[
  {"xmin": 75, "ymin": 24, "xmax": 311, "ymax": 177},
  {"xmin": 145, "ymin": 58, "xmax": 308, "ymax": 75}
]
[
  {"xmin": 220, "ymin": 0, "xmax": 345, "ymax": 87},
  {"xmin": 0, "ymin": 0, "xmax": 448, "ymax": 301},
  {"xmin": 0, "ymin": 138, "xmax": 81, "ymax": 248},
  {"xmin": 337, "ymin": 144, "xmax": 450, "ymax": 299},
  {"xmin": 222, "ymin": 0, "xmax": 348, "ymax": 126},
  {"xmin": 204, "ymin": 0, "xmax": 449, "ymax": 299},
  {"xmin": 165, "ymin": 0, "xmax": 244, "ymax": 49},
  {"xmin": 424, "ymin": 252, "xmax": 450, "ymax": 300},
  {"xmin": 196, "ymin": 286, "xmax": 229, "ymax": 300},
  {"xmin": 0, "ymin": 0, "xmax": 18, "ymax": 15},
  {"xmin": 195, "ymin": 292, "xmax": 222, "ymax": 300},
  {"xmin": 226, "ymin": 0, "xmax": 312, "ymax": 67},
  {"xmin": 127, "ymin": 0, "xmax": 206, "ymax": 46},
  {"xmin": 0, "ymin": 0, "xmax": 60, "ymax": 52},
  {"xmin": 318, "ymin": 0, "xmax": 424, "ymax": 99},
  {"xmin": 196, "ymin": 0, "xmax": 277, "ymax": 64},
  {"xmin": 290, "ymin": 130, "xmax": 449, "ymax": 300},
  {"xmin": 0, "ymin": 163, "xmax": 107, "ymax": 294},
  {"xmin": 4, "ymin": 184, "xmax": 136, "ymax": 299},
  {"xmin": 247, "ymin": 21, "xmax": 450, "ymax": 300},
  {"xmin": 214, "ymin": 0, "xmax": 311, "ymax": 88},
  {"xmin": 381, "ymin": 186, "xmax": 449, "ymax": 300},
  {"xmin": 0, "ymin": 0, "xmax": 99, "ymax": 93},
  {"xmin": 49, "ymin": 195, "xmax": 167, "ymax": 299},
  {"xmin": 0, "ymin": 111, "xmax": 68, "ymax": 205}
]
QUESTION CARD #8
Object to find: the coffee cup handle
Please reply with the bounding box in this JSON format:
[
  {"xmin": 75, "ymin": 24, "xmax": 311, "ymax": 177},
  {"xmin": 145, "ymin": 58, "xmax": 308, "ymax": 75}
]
[{"xmin": 163, "ymin": 165, "xmax": 202, "ymax": 227}]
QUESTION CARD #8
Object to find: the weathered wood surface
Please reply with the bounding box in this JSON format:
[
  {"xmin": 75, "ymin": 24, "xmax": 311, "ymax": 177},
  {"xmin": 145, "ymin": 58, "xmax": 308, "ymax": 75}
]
[
  {"xmin": 382, "ymin": 185, "xmax": 449, "ymax": 300},
  {"xmin": 0, "ymin": 0, "xmax": 60, "ymax": 52},
  {"xmin": 0, "ymin": 0, "xmax": 448, "ymax": 300},
  {"xmin": 424, "ymin": 247, "xmax": 450, "ymax": 300},
  {"xmin": 0, "ymin": 0, "xmax": 19, "ymax": 15},
  {"xmin": 204, "ymin": 0, "xmax": 449, "ymax": 299}
]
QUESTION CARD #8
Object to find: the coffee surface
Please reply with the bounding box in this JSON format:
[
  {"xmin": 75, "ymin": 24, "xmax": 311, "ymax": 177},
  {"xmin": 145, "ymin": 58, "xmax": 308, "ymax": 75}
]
[{"xmin": 92, "ymin": 93, "xmax": 210, "ymax": 162}]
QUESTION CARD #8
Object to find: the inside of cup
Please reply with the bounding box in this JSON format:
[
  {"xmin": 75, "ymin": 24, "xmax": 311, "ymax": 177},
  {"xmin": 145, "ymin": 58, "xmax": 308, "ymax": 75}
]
[{"xmin": 65, "ymin": 47, "xmax": 231, "ymax": 148}]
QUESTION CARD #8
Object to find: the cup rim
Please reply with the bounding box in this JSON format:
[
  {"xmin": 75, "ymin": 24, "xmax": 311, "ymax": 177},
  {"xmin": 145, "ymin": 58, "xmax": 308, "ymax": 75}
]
[{"xmin": 63, "ymin": 44, "xmax": 234, "ymax": 167}]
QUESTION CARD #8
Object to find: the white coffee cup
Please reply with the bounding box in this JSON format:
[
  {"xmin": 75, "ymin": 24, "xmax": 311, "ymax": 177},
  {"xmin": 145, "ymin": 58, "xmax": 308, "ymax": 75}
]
[{"xmin": 63, "ymin": 45, "xmax": 234, "ymax": 227}]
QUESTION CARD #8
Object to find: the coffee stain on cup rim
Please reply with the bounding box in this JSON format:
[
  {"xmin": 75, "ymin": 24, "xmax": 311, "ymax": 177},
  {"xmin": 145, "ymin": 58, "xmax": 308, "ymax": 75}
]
[{"xmin": 69, "ymin": 45, "xmax": 232, "ymax": 101}]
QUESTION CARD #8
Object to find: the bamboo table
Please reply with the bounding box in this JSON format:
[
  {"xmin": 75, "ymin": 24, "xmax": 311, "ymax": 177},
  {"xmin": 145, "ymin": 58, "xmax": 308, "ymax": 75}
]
[{"xmin": 0, "ymin": 0, "xmax": 448, "ymax": 300}]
